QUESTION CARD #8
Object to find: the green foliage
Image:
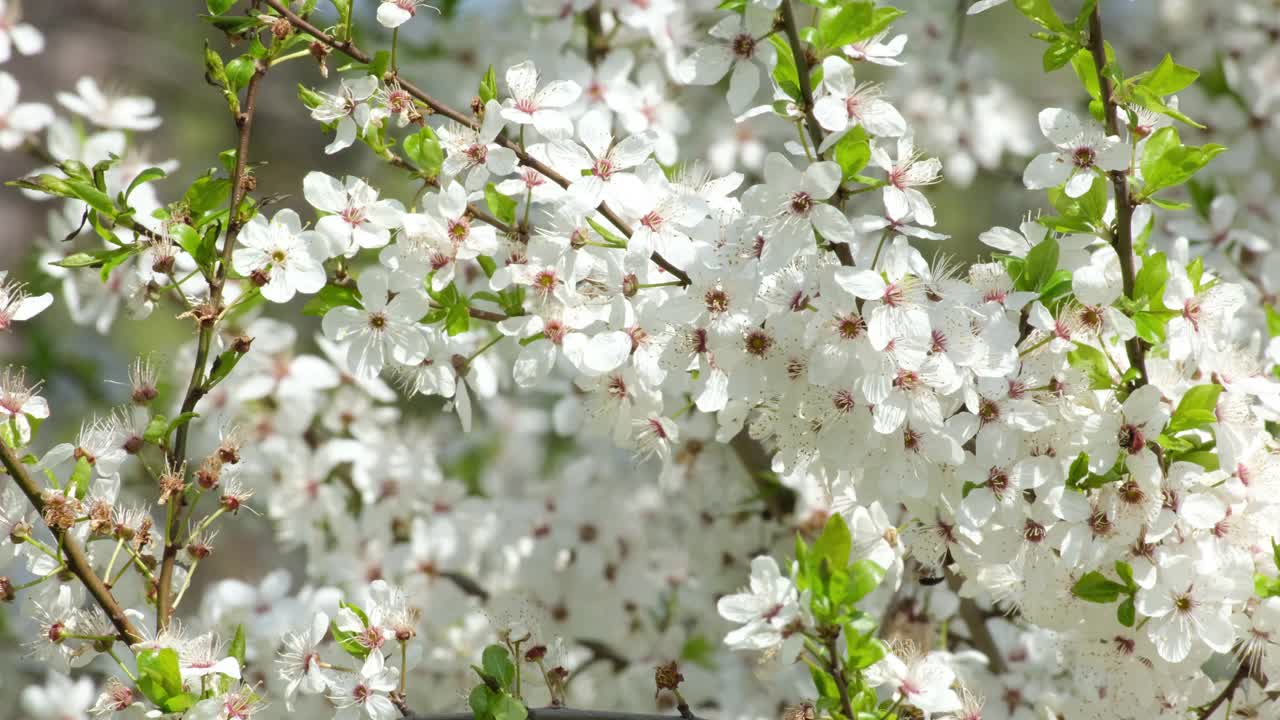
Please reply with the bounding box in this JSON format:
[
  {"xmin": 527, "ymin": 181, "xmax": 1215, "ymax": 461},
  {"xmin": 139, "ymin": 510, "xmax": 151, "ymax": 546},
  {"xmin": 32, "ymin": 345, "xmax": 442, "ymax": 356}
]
[
  {"xmin": 404, "ymin": 126, "xmax": 445, "ymax": 180},
  {"xmin": 330, "ymin": 601, "xmax": 372, "ymax": 659},
  {"xmin": 302, "ymin": 284, "xmax": 363, "ymax": 316},
  {"xmin": 136, "ymin": 648, "xmax": 197, "ymax": 713},
  {"xmin": 1167, "ymin": 384, "xmax": 1222, "ymax": 434},
  {"xmin": 833, "ymin": 127, "xmax": 871, "ymax": 182},
  {"xmin": 479, "ymin": 65, "xmax": 498, "ymax": 105},
  {"xmin": 1139, "ymin": 127, "xmax": 1225, "ymax": 200},
  {"xmin": 816, "ymin": 2, "xmax": 904, "ymax": 50},
  {"xmin": 484, "ymin": 183, "xmax": 518, "ymax": 226}
]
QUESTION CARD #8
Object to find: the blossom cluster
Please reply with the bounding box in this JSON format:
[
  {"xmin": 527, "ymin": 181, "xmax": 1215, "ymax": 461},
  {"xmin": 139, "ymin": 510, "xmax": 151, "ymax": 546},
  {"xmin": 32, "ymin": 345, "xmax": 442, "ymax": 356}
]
[{"xmin": 1, "ymin": 1, "xmax": 1279, "ymax": 720}]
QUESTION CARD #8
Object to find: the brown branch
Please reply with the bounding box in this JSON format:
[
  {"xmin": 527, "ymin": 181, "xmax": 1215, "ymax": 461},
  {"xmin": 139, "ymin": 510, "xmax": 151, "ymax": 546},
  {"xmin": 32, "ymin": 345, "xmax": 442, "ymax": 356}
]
[
  {"xmin": 261, "ymin": 0, "xmax": 690, "ymax": 286},
  {"xmin": 947, "ymin": 574, "xmax": 1008, "ymax": 675},
  {"xmin": 1196, "ymin": 661, "xmax": 1250, "ymax": 719},
  {"xmin": 0, "ymin": 440, "xmax": 144, "ymax": 645},
  {"xmin": 1086, "ymin": 4, "xmax": 1147, "ymax": 386},
  {"xmin": 779, "ymin": 0, "xmax": 854, "ymax": 268},
  {"xmin": 823, "ymin": 633, "xmax": 855, "ymax": 720},
  {"xmin": 406, "ymin": 708, "xmax": 698, "ymax": 720},
  {"xmin": 157, "ymin": 59, "xmax": 269, "ymax": 633},
  {"xmin": 386, "ymin": 153, "xmax": 517, "ymax": 237},
  {"xmin": 779, "ymin": 0, "xmax": 824, "ymax": 157},
  {"xmin": 729, "ymin": 431, "xmax": 794, "ymax": 520}
]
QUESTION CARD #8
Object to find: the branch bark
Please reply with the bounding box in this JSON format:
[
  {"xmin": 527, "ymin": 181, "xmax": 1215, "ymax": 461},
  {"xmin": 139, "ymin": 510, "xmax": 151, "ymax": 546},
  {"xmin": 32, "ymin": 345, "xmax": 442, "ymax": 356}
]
[
  {"xmin": 0, "ymin": 439, "xmax": 144, "ymax": 645},
  {"xmin": 406, "ymin": 708, "xmax": 697, "ymax": 720},
  {"xmin": 778, "ymin": 0, "xmax": 855, "ymax": 268},
  {"xmin": 262, "ymin": 0, "xmax": 690, "ymax": 286},
  {"xmin": 1086, "ymin": 3, "xmax": 1147, "ymax": 386},
  {"xmin": 157, "ymin": 60, "xmax": 269, "ymax": 633},
  {"xmin": 1196, "ymin": 661, "xmax": 1250, "ymax": 719}
]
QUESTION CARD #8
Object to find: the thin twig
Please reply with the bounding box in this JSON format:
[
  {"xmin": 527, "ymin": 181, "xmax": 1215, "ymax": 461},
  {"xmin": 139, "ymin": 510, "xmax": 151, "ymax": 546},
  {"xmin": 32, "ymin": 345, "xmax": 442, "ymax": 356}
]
[
  {"xmin": 1086, "ymin": 2, "xmax": 1147, "ymax": 385},
  {"xmin": 0, "ymin": 440, "xmax": 144, "ymax": 645},
  {"xmin": 1196, "ymin": 661, "xmax": 1250, "ymax": 720},
  {"xmin": 157, "ymin": 60, "xmax": 269, "ymax": 633},
  {"xmin": 778, "ymin": 0, "xmax": 855, "ymax": 267},
  {"xmin": 405, "ymin": 708, "xmax": 700, "ymax": 720}
]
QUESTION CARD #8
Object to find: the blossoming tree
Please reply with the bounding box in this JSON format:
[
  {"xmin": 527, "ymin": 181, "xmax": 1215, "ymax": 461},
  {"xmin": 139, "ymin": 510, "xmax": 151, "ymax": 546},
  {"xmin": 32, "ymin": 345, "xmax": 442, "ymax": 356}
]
[{"xmin": 2, "ymin": 0, "xmax": 1280, "ymax": 718}]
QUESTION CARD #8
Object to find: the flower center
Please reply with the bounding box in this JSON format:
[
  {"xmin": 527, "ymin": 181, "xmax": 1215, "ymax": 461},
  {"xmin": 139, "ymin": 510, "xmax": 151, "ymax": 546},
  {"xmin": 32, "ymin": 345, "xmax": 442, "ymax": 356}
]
[{"xmin": 731, "ymin": 33, "xmax": 755, "ymax": 59}]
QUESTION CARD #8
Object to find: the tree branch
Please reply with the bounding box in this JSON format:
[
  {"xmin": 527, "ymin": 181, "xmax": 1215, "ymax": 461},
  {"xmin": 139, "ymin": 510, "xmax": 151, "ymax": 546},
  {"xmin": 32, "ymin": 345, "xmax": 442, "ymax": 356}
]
[
  {"xmin": 1086, "ymin": 2, "xmax": 1147, "ymax": 386},
  {"xmin": 0, "ymin": 440, "xmax": 144, "ymax": 645},
  {"xmin": 157, "ymin": 59, "xmax": 269, "ymax": 633},
  {"xmin": 261, "ymin": 0, "xmax": 690, "ymax": 286},
  {"xmin": 778, "ymin": 0, "xmax": 854, "ymax": 268},
  {"xmin": 947, "ymin": 574, "xmax": 1008, "ymax": 675},
  {"xmin": 780, "ymin": 0, "xmax": 824, "ymax": 156},
  {"xmin": 1196, "ymin": 661, "xmax": 1250, "ymax": 720},
  {"xmin": 406, "ymin": 708, "xmax": 698, "ymax": 720}
]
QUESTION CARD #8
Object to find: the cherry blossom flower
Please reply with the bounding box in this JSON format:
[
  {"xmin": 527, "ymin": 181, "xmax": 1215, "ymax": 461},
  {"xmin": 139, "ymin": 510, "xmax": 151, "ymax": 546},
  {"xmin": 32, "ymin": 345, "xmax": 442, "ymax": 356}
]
[
  {"xmin": 330, "ymin": 650, "xmax": 399, "ymax": 720},
  {"xmin": 500, "ymin": 59, "xmax": 581, "ymax": 139},
  {"xmin": 717, "ymin": 555, "xmax": 806, "ymax": 652},
  {"xmin": 676, "ymin": 3, "xmax": 776, "ymax": 112},
  {"xmin": 56, "ymin": 77, "xmax": 161, "ymax": 131},
  {"xmin": 1023, "ymin": 107, "xmax": 1127, "ymax": 198},
  {"xmin": 310, "ymin": 76, "xmax": 380, "ymax": 155},
  {"xmin": 305, "ymin": 172, "xmax": 405, "ymax": 256},
  {"xmin": 322, "ymin": 268, "xmax": 429, "ymax": 380},
  {"xmin": 0, "ymin": 72, "xmax": 51, "ymax": 150},
  {"xmin": 233, "ymin": 209, "xmax": 327, "ymax": 303}
]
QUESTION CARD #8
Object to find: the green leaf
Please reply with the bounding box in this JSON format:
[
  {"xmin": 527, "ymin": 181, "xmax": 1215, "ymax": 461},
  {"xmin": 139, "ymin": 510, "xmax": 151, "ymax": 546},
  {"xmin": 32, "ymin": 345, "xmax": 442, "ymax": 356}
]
[
  {"xmin": 1068, "ymin": 344, "xmax": 1112, "ymax": 389},
  {"xmin": 125, "ymin": 167, "xmax": 167, "ymax": 204},
  {"xmin": 768, "ymin": 35, "xmax": 801, "ymax": 101},
  {"xmin": 586, "ymin": 217, "xmax": 628, "ymax": 248},
  {"xmin": 1023, "ymin": 236, "xmax": 1060, "ymax": 292},
  {"xmin": 330, "ymin": 601, "xmax": 371, "ymax": 659},
  {"xmin": 833, "ymin": 126, "xmax": 871, "ymax": 182},
  {"xmin": 1071, "ymin": 571, "xmax": 1125, "ymax": 603},
  {"xmin": 1066, "ymin": 452, "xmax": 1090, "ymax": 489},
  {"xmin": 1168, "ymin": 384, "xmax": 1222, "ymax": 434},
  {"xmin": 469, "ymin": 685, "xmax": 495, "ymax": 718},
  {"xmin": 183, "ymin": 173, "xmax": 233, "ymax": 221},
  {"xmin": 207, "ymin": 0, "xmax": 236, "ymax": 14},
  {"xmin": 847, "ymin": 559, "xmax": 885, "ymax": 604},
  {"xmin": 818, "ymin": 2, "xmax": 904, "ymax": 49},
  {"xmin": 1117, "ymin": 596, "xmax": 1136, "ymax": 627},
  {"xmin": 143, "ymin": 415, "xmax": 170, "ymax": 445},
  {"xmin": 1043, "ymin": 36, "xmax": 1079, "ymax": 72},
  {"xmin": 225, "ymin": 56, "xmax": 256, "ymax": 94},
  {"xmin": 845, "ymin": 632, "xmax": 888, "ymax": 670},
  {"xmin": 1133, "ymin": 252, "xmax": 1169, "ymax": 304},
  {"xmin": 446, "ymin": 299, "xmax": 471, "ymax": 336},
  {"xmin": 205, "ymin": 348, "xmax": 248, "ymax": 391},
  {"xmin": 1114, "ymin": 561, "xmax": 1136, "ymax": 591},
  {"xmin": 490, "ymin": 695, "xmax": 527, "ymax": 720},
  {"xmin": 136, "ymin": 648, "xmax": 186, "ymax": 708},
  {"xmin": 813, "ymin": 514, "xmax": 852, "ymax": 569},
  {"xmin": 51, "ymin": 246, "xmax": 138, "ymax": 271},
  {"xmin": 482, "ymin": 645, "xmax": 516, "ymax": 691},
  {"xmin": 680, "ymin": 634, "xmax": 717, "ymax": 670},
  {"xmin": 404, "ymin": 126, "xmax": 445, "ymax": 179},
  {"xmin": 479, "ymin": 65, "xmax": 498, "ymax": 105},
  {"xmin": 484, "ymin": 183, "xmax": 518, "ymax": 226},
  {"xmin": 69, "ymin": 456, "xmax": 93, "ymax": 500},
  {"xmin": 1013, "ymin": 0, "xmax": 1066, "ymax": 32},
  {"xmin": 302, "ymin": 284, "xmax": 362, "ymax": 316},
  {"xmin": 229, "ymin": 624, "xmax": 246, "ymax": 668},
  {"xmin": 1138, "ymin": 54, "xmax": 1199, "ymax": 96},
  {"xmin": 1140, "ymin": 126, "xmax": 1225, "ymax": 197},
  {"xmin": 1254, "ymin": 574, "xmax": 1280, "ymax": 598},
  {"xmin": 67, "ymin": 180, "xmax": 116, "ymax": 217}
]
